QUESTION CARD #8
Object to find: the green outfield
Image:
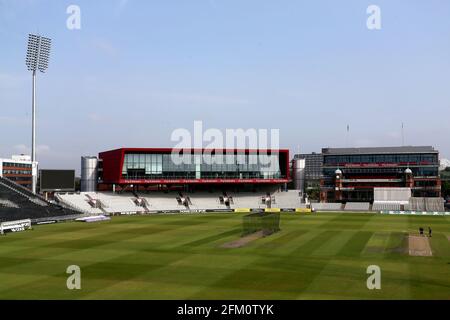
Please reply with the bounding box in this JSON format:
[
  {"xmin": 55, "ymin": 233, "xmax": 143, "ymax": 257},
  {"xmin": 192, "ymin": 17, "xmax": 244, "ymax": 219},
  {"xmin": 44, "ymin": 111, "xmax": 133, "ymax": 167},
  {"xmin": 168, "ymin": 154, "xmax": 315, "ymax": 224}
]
[{"xmin": 0, "ymin": 212, "xmax": 449, "ymax": 299}]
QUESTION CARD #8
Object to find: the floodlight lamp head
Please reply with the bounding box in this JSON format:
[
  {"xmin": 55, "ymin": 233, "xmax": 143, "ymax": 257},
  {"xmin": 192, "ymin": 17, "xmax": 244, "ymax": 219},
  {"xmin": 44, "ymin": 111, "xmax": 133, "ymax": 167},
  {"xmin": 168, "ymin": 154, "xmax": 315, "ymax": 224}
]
[{"xmin": 25, "ymin": 34, "xmax": 52, "ymax": 73}]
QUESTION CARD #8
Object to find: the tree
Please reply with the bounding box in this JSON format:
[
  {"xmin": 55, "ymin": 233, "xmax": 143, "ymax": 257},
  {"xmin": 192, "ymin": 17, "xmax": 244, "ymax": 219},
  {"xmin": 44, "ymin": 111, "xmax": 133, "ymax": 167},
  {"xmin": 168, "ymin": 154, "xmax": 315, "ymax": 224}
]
[
  {"xmin": 306, "ymin": 186, "xmax": 320, "ymax": 201},
  {"xmin": 441, "ymin": 181, "xmax": 450, "ymax": 198}
]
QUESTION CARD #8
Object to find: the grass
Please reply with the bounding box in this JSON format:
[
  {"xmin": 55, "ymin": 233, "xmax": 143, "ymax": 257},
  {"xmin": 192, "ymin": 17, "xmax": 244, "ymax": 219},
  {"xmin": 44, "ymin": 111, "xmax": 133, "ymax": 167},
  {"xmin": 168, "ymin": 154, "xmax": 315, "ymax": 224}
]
[{"xmin": 0, "ymin": 212, "xmax": 449, "ymax": 299}]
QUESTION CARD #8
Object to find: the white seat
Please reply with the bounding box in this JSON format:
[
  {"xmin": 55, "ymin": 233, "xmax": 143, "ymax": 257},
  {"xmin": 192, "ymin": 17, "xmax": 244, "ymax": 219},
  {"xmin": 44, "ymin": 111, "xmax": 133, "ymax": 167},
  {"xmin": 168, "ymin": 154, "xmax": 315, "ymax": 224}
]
[
  {"xmin": 344, "ymin": 202, "xmax": 370, "ymax": 211},
  {"xmin": 311, "ymin": 203, "xmax": 342, "ymax": 211},
  {"xmin": 57, "ymin": 193, "xmax": 103, "ymax": 214}
]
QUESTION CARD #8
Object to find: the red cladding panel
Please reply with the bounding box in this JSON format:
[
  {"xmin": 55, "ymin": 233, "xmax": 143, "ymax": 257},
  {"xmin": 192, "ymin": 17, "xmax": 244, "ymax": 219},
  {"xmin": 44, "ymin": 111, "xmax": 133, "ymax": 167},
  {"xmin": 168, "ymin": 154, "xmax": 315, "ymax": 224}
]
[
  {"xmin": 99, "ymin": 148, "xmax": 124, "ymax": 184},
  {"xmin": 99, "ymin": 148, "xmax": 290, "ymax": 185}
]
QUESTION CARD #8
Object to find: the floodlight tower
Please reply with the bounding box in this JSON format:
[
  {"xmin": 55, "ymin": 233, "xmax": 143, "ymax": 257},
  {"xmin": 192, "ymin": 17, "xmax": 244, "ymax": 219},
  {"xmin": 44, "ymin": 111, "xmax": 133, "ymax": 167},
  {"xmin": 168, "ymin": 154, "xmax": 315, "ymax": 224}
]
[{"xmin": 25, "ymin": 34, "xmax": 52, "ymax": 194}]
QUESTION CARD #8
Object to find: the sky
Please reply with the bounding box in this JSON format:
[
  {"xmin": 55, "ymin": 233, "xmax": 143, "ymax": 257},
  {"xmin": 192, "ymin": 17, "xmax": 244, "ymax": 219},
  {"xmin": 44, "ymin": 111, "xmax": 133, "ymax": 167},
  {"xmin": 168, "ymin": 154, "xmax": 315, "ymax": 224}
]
[{"xmin": 1, "ymin": 0, "xmax": 450, "ymax": 173}]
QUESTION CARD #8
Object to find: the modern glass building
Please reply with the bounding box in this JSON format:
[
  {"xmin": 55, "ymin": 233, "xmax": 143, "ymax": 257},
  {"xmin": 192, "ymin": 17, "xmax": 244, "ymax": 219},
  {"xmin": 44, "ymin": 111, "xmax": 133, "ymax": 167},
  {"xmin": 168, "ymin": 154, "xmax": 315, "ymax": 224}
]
[
  {"xmin": 293, "ymin": 152, "xmax": 323, "ymax": 189},
  {"xmin": 98, "ymin": 148, "xmax": 289, "ymax": 191},
  {"xmin": 320, "ymin": 146, "xmax": 441, "ymax": 202}
]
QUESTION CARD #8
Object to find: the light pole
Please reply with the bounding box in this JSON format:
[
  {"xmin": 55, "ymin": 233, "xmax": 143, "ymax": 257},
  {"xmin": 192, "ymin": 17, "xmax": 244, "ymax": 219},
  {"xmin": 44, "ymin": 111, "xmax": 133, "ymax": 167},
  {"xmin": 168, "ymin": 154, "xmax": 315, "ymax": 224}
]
[{"xmin": 25, "ymin": 34, "xmax": 51, "ymax": 194}]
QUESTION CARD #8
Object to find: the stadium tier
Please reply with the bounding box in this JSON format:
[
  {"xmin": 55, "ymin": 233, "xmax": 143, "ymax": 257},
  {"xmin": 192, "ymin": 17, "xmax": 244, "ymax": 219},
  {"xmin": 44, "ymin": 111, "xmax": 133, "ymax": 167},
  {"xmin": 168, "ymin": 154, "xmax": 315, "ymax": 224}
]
[
  {"xmin": 55, "ymin": 190, "xmax": 446, "ymax": 214},
  {"xmin": 76, "ymin": 147, "xmax": 301, "ymax": 212},
  {"xmin": 424, "ymin": 198, "xmax": 445, "ymax": 212},
  {"xmin": 311, "ymin": 203, "xmax": 343, "ymax": 211},
  {"xmin": 22, "ymin": 145, "xmax": 444, "ymax": 216},
  {"xmin": 55, "ymin": 193, "xmax": 104, "ymax": 214},
  {"xmin": 343, "ymin": 202, "xmax": 371, "ymax": 211},
  {"xmin": 372, "ymin": 203, "xmax": 402, "ymax": 211},
  {"xmin": 271, "ymin": 190, "xmax": 302, "ymax": 209},
  {"xmin": 0, "ymin": 176, "xmax": 82, "ymax": 222},
  {"xmin": 97, "ymin": 148, "xmax": 290, "ymax": 191},
  {"xmin": 57, "ymin": 190, "xmax": 305, "ymax": 212},
  {"xmin": 406, "ymin": 197, "xmax": 445, "ymax": 212},
  {"xmin": 374, "ymin": 187, "xmax": 411, "ymax": 203},
  {"xmin": 320, "ymin": 146, "xmax": 441, "ymax": 203}
]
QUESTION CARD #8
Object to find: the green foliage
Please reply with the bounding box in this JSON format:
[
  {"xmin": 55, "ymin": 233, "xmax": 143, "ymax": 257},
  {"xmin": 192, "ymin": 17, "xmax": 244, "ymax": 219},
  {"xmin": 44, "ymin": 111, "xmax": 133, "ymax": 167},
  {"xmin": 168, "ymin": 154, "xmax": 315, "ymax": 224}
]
[
  {"xmin": 306, "ymin": 187, "xmax": 320, "ymax": 200},
  {"xmin": 441, "ymin": 181, "xmax": 450, "ymax": 198}
]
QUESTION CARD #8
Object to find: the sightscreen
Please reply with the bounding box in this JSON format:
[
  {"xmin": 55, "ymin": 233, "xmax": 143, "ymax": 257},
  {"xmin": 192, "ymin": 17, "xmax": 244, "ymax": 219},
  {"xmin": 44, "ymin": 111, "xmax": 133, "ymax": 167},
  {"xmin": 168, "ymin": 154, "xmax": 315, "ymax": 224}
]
[{"xmin": 40, "ymin": 170, "xmax": 75, "ymax": 192}]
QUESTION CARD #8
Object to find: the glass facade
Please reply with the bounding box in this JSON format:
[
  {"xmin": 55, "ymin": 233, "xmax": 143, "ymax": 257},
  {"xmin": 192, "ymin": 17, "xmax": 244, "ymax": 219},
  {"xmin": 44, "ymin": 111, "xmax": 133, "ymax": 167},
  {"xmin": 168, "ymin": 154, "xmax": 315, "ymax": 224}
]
[
  {"xmin": 323, "ymin": 153, "xmax": 438, "ymax": 165},
  {"xmin": 2, "ymin": 169, "xmax": 32, "ymax": 175},
  {"xmin": 294, "ymin": 153, "xmax": 323, "ymax": 180},
  {"xmin": 2, "ymin": 162, "xmax": 32, "ymax": 169},
  {"xmin": 121, "ymin": 153, "xmax": 283, "ymax": 180},
  {"xmin": 1, "ymin": 161, "xmax": 33, "ymax": 190},
  {"xmin": 1, "ymin": 163, "xmax": 32, "ymax": 176},
  {"xmin": 323, "ymin": 167, "xmax": 438, "ymax": 177},
  {"xmin": 319, "ymin": 148, "xmax": 441, "ymax": 201}
]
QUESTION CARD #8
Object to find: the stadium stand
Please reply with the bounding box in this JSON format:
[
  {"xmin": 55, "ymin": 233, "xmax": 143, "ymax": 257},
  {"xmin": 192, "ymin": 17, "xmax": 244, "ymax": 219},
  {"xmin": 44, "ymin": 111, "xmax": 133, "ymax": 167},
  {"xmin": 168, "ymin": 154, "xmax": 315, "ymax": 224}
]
[
  {"xmin": 56, "ymin": 193, "xmax": 104, "ymax": 214},
  {"xmin": 55, "ymin": 190, "xmax": 446, "ymax": 214},
  {"xmin": 0, "ymin": 199, "xmax": 20, "ymax": 209},
  {"xmin": 0, "ymin": 176, "xmax": 82, "ymax": 222},
  {"xmin": 189, "ymin": 193, "xmax": 224, "ymax": 210},
  {"xmin": 372, "ymin": 203, "xmax": 402, "ymax": 211},
  {"xmin": 57, "ymin": 192, "xmax": 148, "ymax": 214},
  {"xmin": 219, "ymin": 193, "xmax": 234, "ymax": 209},
  {"xmin": 272, "ymin": 190, "xmax": 302, "ymax": 209},
  {"xmin": 387, "ymin": 197, "xmax": 446, "ymax": 212},
  {"xmin": 139, "ymin": 193, "xmax": 187, "ymax": 211},
  {"xmin": 91, "ymin": 192, "xmax": 147, "ymax": 214},
  {"xmin": 232, "ymin": 193, "xmax": 265, "ymax": 209},
  {"xmin": 344, "ymin": 202, "xmax": 371, "ymax": 211},
  {"xmin": 372, "ymin": 187, "xmax": 411, "ymax": 212},
  {"xmin": 176, "ymin": 193, "xmax": 192, "ymax": 209},
  {"xmin": 425, "ymin": 198, "xmax": 445, "ymax": 212},
  {"xmin": 408, "ymin": 197, "xmax": 426, "ymax": 211},
  {"xmin": 133, "ymin": 196, "xmax": 150, "ymax": 211},
  {"xmin": 311, "ymin": 203, "xmax": 342, "ymax": 211},
  {"xmin": 374, "ymin": 188, "xmax": 411, "ymax": 203},
  {"xmin": 260, "ymin": 193, "xmax": 275, "ymax": 208}
]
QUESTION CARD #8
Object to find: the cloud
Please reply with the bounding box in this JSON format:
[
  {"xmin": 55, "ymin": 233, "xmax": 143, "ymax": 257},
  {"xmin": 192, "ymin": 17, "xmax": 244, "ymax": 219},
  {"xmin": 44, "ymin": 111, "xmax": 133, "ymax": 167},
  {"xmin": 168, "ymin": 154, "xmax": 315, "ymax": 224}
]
[
  {"xmin": 87, "ymin": 113, "xmax": 102, "ymax": 122},
  {"xmin": 114, "ymin": 0, "xmax": 129, "ymax": 16},
  {"xmin": 353, "ymin": 138, "xmax": 376, "ymax": 147},
  {"xmin": 91, "ymin": 38, "xmax": 118, "ymax": 58},
  {"xmin": 13, "ymin": 144, "xmax": 51, "ymax": 155},
  {"xmin": 0, "ymin": 0, "xmax": 16, "ymax": 20},
  {"xmin": 87, "ymin": 113, "xmax": 100, "ymax": 121},
  {"xmin": 0, "ymin": 73, "xmax": 27, "ymax": 90},
  {"xmin": 0, "ymin": 116, "xmax": 28, "ymax": 126},
  {"xmin": 208, "ymin": 0, "xmax": 218, "ymax": 8},
  {"xmin": 146, "ymin": 91, "xmax": 251, "ymax": 106},
  {"xmin": 180, "ymin": 93, "xmax": 250, "ymax": 106},
  {"xmin": 387, "ymin": 131, "xmax": 401, "ymax": 139}
]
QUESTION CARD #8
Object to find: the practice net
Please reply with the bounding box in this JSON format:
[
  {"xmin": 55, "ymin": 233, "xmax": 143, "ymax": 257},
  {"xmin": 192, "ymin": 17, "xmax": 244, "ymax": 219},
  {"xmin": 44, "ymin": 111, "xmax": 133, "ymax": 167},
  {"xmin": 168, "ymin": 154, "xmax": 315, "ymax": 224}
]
[{"xmin": 242, "ymin": 212, "xmax": 281, "ymax": 236}]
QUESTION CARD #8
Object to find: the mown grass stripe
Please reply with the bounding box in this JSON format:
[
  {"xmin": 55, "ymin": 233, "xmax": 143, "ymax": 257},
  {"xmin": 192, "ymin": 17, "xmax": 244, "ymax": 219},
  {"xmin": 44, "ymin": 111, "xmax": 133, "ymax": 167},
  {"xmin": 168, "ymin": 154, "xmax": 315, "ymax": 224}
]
[
  {"xmin": 0, "ymin": 213, "xmax": 449, "ymax": 299},
  {"xmin": 292, "ymin": 230, "xmax": 337, "ymax": 256},
  {"xmin": 180, "ymin": 228, "xmax": 242, "ymax": 248},
  {"xmin": 312, "ymin": 231, "xmax": 357, "ymax": 256},
  {"xmin": 255, "ymin": 229, "xmax": 308, "ymax": 250},
  {"xmin": 338, "ymin": 231, "xmax": 373, "ymax": 257}
]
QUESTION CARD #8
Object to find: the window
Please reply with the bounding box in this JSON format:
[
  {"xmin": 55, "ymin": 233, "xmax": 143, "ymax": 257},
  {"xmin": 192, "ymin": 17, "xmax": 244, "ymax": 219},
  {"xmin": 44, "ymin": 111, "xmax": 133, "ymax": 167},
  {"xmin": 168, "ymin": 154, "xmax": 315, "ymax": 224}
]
[{"xmin": 120, "ymin": 151, "xmax": 283, "ymax": 180}]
